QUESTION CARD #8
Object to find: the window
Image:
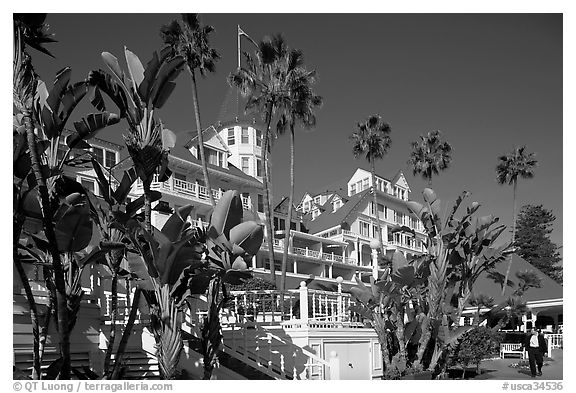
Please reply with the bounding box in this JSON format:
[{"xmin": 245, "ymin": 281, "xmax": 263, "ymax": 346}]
[
  {"xmin": 372, "ymin": 225, "xmax": 378, "ymax": 239},
  {"xmin": 394, "ymin": 233, "xmax": 401, "ymax": 243},
  {"xmin": 378, "ymin": 203, "xmax": 385, "ymax": 219},
  {"xmin": 241, "ymin": 157, "xmax": 250, "ymax": 173},
  {"xmin": 204, "ymin": 148, "xmax": 219, "ymax": 166},
  {"xmin": 279, "ymin": 219, "xmax": 285, "ymax": 231},
  {"xmin": 369, "ymin": 202, "xmax": 376, "ymax": 216},
  {"xmin": 290, "ymin": 221, "xmax": 297, "ymax": 230},
  {"xmin": 350, "ymin": 184, "xmax": 357, "ymax": 196},
  {"xmin": 357, "ymin": 180, "xmax": 363, "ymax": 192},
  {"xmin": 359, "ymin": 221, "xmax": 370, "ymax": 237},
  {"xmin": 362, "ymin": 178, "xmax": 369, "ymax": 190},
  {"xmin": 314, "ymin": 196, "xmax": 321, "ymax": 205},
  {"xmin": 256, "ymin": 159, "xmax": 262, "ymax": 177},
  {"xmin": 256, "ymin": 129, "xmax": 262, "ymax": 147},
  {"xmin": 228, "ymin": 128, "xmax": 235, "ymax": 145},
  {"xmin": 241, "ymin": 127, "xmax": 249, "ymax": 144},
  {"xmin": 257, "ymin": 194, "xmax": 264, "ymax": 213},
  {"xmin": 105, "ymin": 150, "xmax": 116, "ymax": 168},
  {"xmin": 81, "ymin": 178, "xmax": 95, "ymax": 193},
  {"xmin": 312, "ymin": 209, "xmax": 320, "ymax": 219},
  {"xmin": 92, "ymin": 147, "xmax": 104, "ymax": 165}
]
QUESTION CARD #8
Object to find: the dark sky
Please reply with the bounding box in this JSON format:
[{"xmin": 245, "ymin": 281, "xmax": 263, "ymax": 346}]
[{"xmin": 31, "ymin": 13, "xmax": 563, "ymax": 250}]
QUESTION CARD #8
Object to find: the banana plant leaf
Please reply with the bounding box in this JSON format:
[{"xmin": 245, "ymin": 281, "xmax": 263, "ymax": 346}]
[
  {"xmin": 67, "ymin": 112, "xmax": 120, "ymax": 149},
  {"xmin": 54, "ymin": 198, "xmax": 93, "ymax": 252}
]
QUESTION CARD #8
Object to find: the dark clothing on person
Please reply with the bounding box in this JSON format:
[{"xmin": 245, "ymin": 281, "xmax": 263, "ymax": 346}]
[{"xmin": 524, "ymin": 333, "xmax": 547, "ymax": 377}]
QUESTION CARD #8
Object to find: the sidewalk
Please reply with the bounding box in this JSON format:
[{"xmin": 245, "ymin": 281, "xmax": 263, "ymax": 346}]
[{"xmin": 474, "ymin": 349, "xmax": 563, "ymax": 380}]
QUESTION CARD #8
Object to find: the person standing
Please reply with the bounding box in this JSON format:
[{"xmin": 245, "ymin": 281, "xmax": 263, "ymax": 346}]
[{"xmin": 524, "ymin": 328, "xmax": 547, "ymax": 377}]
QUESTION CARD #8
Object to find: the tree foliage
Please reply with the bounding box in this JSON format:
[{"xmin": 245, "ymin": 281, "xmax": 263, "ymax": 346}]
[
  {"xmin": 451, "ymin": 327, "xmax": 503, "ymax": 376},
  {"xmin": 514, "ymin": 205, "xmax": 562, "ymax": 283},
  {"xmin": 407, "ymin": 130, "xmax": 452, "ymax": 186}
]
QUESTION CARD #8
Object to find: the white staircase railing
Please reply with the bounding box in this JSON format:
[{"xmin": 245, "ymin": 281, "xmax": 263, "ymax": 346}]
[
  {"xmin": 182, "ymin": 282, "xmax": 361, "ymax": 379},
  {"xmin": 222, "ymin": 324, "xmax": 331, "ymax": 380}
]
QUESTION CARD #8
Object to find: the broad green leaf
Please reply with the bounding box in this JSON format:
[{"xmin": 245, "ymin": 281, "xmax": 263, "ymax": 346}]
[
  {"xmin": 67, "ymin": 112, "xmax": 120, "ymax": 149},
  {"xmin": 161, "ymin": 126, "xmax": 177, "ymax": 149},
  {"xmin": 422, "ymin": 188, "xmax": 437, "ymax": 204},
  {"xmin": 161, "ymin": 204, "xmax": 194, "ymax": 242},
  {"xmin": 101, "ymin": 52, "xmax": 125, "ymax": 85},
  {"xmin": 54, "ymin": 202, "xmax": 93, "ymax": 252},
  {"xmin": 229, "ymin": 221, "xmax": 264, "ymax": 256},
  {"xmin": 124, "ymin": 47, "xmax": 145, "ymax": 90},
  {"xmin": 208, "ymin": 190, "xmax": 243, "ymax": 239}
]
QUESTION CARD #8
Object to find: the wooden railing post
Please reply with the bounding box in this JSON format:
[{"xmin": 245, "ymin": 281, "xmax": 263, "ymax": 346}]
[
  {"xmin": 328, "ymin": 351, "xmax": 340, "ymax": 380},
  {"xmin": 299, "ymin": 281, "xmax": 309, "ymax": 324}
]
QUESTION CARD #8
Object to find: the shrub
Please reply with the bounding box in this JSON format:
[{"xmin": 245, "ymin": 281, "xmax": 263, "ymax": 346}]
[
  {"xmin": 451, "ymin": 327, "xmax": 503, "ymax": 376},
  {"xmin": 228, "ymin": 276, "xmax": 277, "ymax": 291}
]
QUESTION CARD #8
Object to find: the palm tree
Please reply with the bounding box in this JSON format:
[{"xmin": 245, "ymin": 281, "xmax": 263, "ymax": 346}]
[
  {"xmin": 160, "ymin": 14, "xmax": 220, "ymax": 207},
  {"xmin": 407, "ymin": 130, "xmax": 453, "ymax": 187},
  {"xmin": 276, "ymin": 57, "xmax": 323, "ymax": 293},
  {"xmin": 496, "ymin": 146, "xmax": 537, "ymax": 295},
  {"xmin": 469, "ymin": 294, "xmax": 495, "ymax": 327},
  {"xmin": 350, "ymin": 115, "xmax": 392, "ymax": 259},
  {"xmin": 229, "ymin": 35, "xmax": 301, "ymax": 283}
]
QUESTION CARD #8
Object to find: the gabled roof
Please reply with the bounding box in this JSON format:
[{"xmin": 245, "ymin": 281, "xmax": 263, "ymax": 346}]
[
  {"xmin": 183, "ymin": 125, "xmax": 230, "ymax": 153},
  {"xmin": 307, "ymin": 189, "xmax": 372, "ymax": 233},
  {"xmin": 391, "ymin": 171, "xmax": 411, "ymax": 192},
  {"xmin": 472, "ymin": 254, "xmax": 562, "ymax": 305}
]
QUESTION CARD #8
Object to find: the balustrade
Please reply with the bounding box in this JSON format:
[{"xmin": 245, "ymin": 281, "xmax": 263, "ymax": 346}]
[{"xmin": 135, "ymin": 177, "xmax": 251, "ymax": 209}]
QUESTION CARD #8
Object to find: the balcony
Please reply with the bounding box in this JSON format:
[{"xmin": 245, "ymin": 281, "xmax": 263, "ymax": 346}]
[
  {"xmin": 135, "ymin": 176, "xmax": 251, "ymax": 210},
  {"xmin": 263, "ymin": 239, "xmax": 357, "ymax": 265}
]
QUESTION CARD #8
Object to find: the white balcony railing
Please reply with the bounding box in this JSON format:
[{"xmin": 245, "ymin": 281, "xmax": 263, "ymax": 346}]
[
  {"xmin": 136, "ymin": 176, "xmax": 251, "ymax": 210},
  {"xmin": 262, "ymin": 240, "xmax": 357, "ymax": 265}
]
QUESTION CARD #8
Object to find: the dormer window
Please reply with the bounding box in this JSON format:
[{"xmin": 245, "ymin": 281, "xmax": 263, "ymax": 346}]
[
  {"xmin": 349, "ymin": 184, "xmax": 355, "ymax": 196},
  {"xmin": 204, "ymin": 147, "xmax": 227, "ymax": 168},
  {"xmin": 91, "ymin": 146, "xmax": 117, "ymax": 168}
]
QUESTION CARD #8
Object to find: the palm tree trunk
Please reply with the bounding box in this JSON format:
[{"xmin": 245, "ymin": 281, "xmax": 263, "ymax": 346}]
[
  {"xmin": 103, "ymin": 271, "xmax": 118, "ymax": 373},
  {"xmin": 262, "ymin": 101, "xmax": 276, "ymax": 284},
  {"xmin": 370, "ymin": 161, "xmax": 386, "ymax": 261},
  {"xmin": 280, "ymin": 124, "xmax": 295, "ymax": 293},
  {"xmin": 501, "ymin": 179, "xmax": 517, "ymax": 296},
  {"xmin": 189, "ymin": 68, "xmax": 215, "ymax": 207},
  {"xmin": 23, "ymin": 111, "xmax": 71, "ymax": 379},
  {"xmin": 111, "ymin": 288, "xmax": 141, "ymax": 379}
]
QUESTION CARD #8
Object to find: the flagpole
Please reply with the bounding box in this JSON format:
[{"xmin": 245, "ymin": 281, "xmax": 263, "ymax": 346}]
[{"xmin": 237, "ymin": 25, "xmax": 241, "ymax": 70}]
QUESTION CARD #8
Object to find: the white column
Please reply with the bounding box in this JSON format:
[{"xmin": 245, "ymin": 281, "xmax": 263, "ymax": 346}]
[
  {"xmin": 370, "ymin": 239, "xmax": 380, "ymax": 280},
  {"xmin": 299, "ymin": 281, "xmax": 308, "ymax": 324}
]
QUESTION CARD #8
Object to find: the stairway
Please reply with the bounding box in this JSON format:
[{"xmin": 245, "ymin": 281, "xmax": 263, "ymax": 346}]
[
  {"xmin": 109, "ymin": 350, "xmax": 160, "ymax": 380},
  {"xmin": 13, "ymin": 348, "xmax": 91, "ymax": 379}
]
